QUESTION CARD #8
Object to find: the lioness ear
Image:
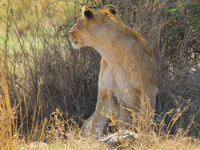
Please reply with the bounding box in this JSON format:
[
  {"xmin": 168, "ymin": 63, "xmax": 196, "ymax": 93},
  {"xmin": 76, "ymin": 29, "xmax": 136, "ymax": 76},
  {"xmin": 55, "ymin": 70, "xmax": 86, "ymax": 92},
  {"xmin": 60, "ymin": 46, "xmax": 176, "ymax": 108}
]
[
  {"xmin": 82, "ymin": 5, "xmax": 93, "ymax": 18},
  {"xmin": 103, "ymin": 5, "xmax": 116, "ymax": 15}
]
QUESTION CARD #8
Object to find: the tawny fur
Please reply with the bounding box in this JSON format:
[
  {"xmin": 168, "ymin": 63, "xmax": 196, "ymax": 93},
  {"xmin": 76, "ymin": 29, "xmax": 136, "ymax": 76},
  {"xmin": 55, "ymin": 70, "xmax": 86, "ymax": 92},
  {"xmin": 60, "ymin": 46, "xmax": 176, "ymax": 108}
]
[{"xmin": 69, "ymin": 5, "xmax": 158, "ymax": 138}]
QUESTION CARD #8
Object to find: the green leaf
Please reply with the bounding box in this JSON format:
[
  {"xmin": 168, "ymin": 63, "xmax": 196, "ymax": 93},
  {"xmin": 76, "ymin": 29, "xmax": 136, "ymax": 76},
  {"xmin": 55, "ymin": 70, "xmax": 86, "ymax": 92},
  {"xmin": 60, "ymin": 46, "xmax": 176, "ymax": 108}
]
[
  {"xmin": 177, "ymin": 3, "xmax": 184, "ymax": 8},
  {"xmin": 165, "ymin": 9, "xmax": 177, "ymax": 13},
  {"xmin": 10, "ymin": 7, "xmax": 14, "ymax": 15},
  {"xmin": 4, "ymin": 39, "xmax": 7, "ymax": 44}
]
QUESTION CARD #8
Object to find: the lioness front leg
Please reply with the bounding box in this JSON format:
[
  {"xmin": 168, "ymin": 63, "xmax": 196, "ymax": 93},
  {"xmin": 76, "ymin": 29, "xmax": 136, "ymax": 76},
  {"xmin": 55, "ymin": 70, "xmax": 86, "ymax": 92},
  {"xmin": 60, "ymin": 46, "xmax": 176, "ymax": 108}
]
[
  {"xmin": 81, "ymin": 89, "xmax": 117, "ymax": 138},
  {"xmin": 81, "ymin": 59, "xmax": 117, "ymax": 138}
]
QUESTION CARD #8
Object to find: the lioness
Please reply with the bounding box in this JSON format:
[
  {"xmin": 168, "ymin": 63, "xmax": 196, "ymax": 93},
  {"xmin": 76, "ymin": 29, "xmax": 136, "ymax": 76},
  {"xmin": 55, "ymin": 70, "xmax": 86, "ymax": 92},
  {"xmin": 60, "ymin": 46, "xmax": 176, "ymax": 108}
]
[{"xmin": 69, "ymin": 5, "xmax": 157, "ymax": 138}]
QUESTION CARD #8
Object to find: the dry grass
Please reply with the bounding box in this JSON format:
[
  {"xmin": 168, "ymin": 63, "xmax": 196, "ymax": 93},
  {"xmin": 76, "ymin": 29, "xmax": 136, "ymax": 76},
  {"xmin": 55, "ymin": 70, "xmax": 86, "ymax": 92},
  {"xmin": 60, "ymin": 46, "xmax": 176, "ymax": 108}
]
[{"xmin": 0, "ymin": 0, "xmax": 200, "ymax": 149}]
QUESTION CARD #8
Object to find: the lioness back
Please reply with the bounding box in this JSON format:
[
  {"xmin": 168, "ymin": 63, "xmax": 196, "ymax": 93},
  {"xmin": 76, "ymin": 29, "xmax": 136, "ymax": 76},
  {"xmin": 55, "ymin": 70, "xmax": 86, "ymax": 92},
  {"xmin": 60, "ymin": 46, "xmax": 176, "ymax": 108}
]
[{"xmin": 69, "ymin": 5, "xmax": 157, "ymax": 138}]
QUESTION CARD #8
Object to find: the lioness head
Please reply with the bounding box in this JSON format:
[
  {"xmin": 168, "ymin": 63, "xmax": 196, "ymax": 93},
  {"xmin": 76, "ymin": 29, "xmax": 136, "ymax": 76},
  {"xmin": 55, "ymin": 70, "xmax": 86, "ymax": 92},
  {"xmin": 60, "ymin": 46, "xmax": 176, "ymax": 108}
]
[{"xmin": 69, "ymin": 5, "xmax": 117, "ymax": 48}]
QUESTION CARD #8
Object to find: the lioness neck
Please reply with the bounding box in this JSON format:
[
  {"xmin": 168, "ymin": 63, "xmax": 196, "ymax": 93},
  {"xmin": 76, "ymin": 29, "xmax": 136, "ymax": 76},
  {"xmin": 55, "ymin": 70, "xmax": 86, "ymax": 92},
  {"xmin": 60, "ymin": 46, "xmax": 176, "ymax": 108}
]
[
  {"xmin": 93, "ymin": 20, "xmax": 152, "ymax": 65},
  {"xmin": 93, "ymin": 29, "xmax": 138, "ymax": 64}
]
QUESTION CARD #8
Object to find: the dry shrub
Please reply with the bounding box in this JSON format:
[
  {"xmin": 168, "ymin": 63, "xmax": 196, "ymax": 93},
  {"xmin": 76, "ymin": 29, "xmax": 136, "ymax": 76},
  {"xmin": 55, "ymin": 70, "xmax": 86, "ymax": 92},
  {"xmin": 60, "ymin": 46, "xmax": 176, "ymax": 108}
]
[{"xmin": 0, "ymin": 57, "xmax": 20, "ymax": 149}]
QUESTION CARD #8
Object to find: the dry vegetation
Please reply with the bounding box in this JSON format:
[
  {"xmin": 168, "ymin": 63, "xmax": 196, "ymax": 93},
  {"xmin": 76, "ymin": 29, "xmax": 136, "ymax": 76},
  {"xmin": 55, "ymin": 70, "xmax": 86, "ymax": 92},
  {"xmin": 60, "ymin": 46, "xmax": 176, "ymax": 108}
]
[{"xmin": 0, "ymin": 0, "xmax": 200, "ymax": 149}]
